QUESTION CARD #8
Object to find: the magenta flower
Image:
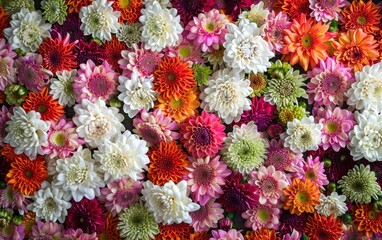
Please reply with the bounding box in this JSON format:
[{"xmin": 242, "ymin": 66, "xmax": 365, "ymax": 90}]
[
  {"xmin": 265, "ymin": 139, "xmax": 304, "ymax": 172},
  {"xmin": 211, "ymin": 229, "xmax": 244, "ymax": 240},
  {"xmin": 52, "ymin": 13, "xmax": 86, "ymax": 43},
  {"xmin": 30, "ymin": 221, "xmax": 64, "ymax": 239},
  {"xmin": 0, "ymin": 38, "xmax": 17, "ymax": 90},
  {"xmin": 294, "ymin": 156, "xmax": 329, "ymax": 190},
  {"xmin": 263, "ymin": 11, "xmax": 292, "ymax": 53},
  {"xmin": 74, "ymin": 40, "xmax": 106, "ymax": 66},
  {"xmin": 242, "ymin": 203, "xmax": 280, "ymax": 230},
  {"xmin": 62, "ymin": 228, "xmax": 98, "ymax": 240},
  {"xmin": 0, "ymin": 222, "xmax": 24, "ymax": 239},
  {"xmin": 309, "ymin": 0, "xmax": 349, "ymax": 22},
  {"xmin": 190, "ymin": 199, "xmax": 224, "ymax": 232}
]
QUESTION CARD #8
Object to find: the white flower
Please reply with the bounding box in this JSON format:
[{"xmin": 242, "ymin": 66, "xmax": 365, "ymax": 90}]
[
  {"xmin": 4, "ymin": 107, "xmax": 50, "ymax": 160},
  {"xmin": 348, "ymin": 110, "xmax": 382, "ymax": 162},
  {"xmin": 281, "ymin": 116, "xmax": 323, "ymax": 153},
  {"xmin": 200, "ymin": 68, "xmax": 252, "ymax": 124},
  {"xmin": 94, "ymin": 131, "xmax": 150, "ymax": 183},
  {"xmin": 238, "ymin": 2, "xmax": 269, "ymax": 32},
  {"xmin": 223, "ymin": 19, "xmax": 274, "ymax": 74},
  {"xmin": 54, "ymin": 148, "xmax": 105, "ymax": 202},
  {"xmin": 117, "ymin": 73, "xmax": 157, "ymax": 118},
  {"xmin": 315, "ymin": 192, "xmax": 347, "ymax": 218},
  {"xmin": 143, "ymin": 0, "xmax": 172, "ymax": 8},
  {"xmin": 27, "ymin": 181, "xmax": 72, "ymax": 223},
  {"xmin": 139, "ymin": 1, "xmax": 183, "ymax": 52},
  {"xmin": 79, "ymin": 0, "xmax": 120, "ymax": 41},
  {"xmin": 4, "ymin": 8, "xmax": 51, "ymax": 53},
  {"xmin": 347, "ymin": 62, "xmax": 382, "ymax": 113},
  {"xmin": 142, "ymin": 180, "xmax": 200, "ymax": 224},
  {"xmin": 73, "ymin": 99, "xmax": 125, "ymax": 148},
  {"xmin": 49, "ymin": 69, "xmax": 77, "ymax": 107}
]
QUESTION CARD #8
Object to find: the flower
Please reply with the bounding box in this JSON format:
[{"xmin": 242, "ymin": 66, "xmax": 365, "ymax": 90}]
[
  {"xmin": 0, "ymin": 7, "xmax": 10, "ymax": 39},
  {"xmin": 142, "ymin": 180, "xmax": 200, "ymax": 224},
  {"xmin": 223, "ymin": 19, "xmax": 274, "ymax": 74},
  {"xmin": 305, "ymin": 212, "xmax": 343, "ymax": 240},
  {"xmin": 200, "ymin": 68, "xmax": 252, "ymax": 124},
  {"xmin": 249, "ymin": 165, "xmax": 288, "ymax": 205},
  {"xmin": 117, "ymin": 202, "xmax": 159, "ymax": 240},
  {"xmin": 338, "ymin": 164, "xmax": 381, "ymax": 204},
  {"xmin": 279, "ymin": 0, "xmax": 311, "ymax": 19},
  {"xmin": 66, "ymin": 0, "xmax": 92, "ymax": 13},
  {"xmin": 112, "ymin": 0, "xmax": 143, "ymax": 23},
  {"xmin": 354, "ymin": 204, "xmax": 382, "ymax": 237},
  {"xmin": 74, "ymin": 40, "xmax": 106, "ymax": 65},
  {"xmin": 52, "ymin": 12, "xmax": 85, "ymax": 42},
  {"xmin": 184, "ymin": 155, "xmax": 232, "ymax": 206},
  {"xmin": 265, "ymin": 139, "xmax": 304, "ymax": 172},
  {"xmin": 30, "ymin": 221, "xmax": 63, "ymax": 239},
  {"xmin": 79, "ymin": 0, "xmax": 120, "ymax": 41},
  {"xmin": 185, "ymin": 9, "xmax": 229, "ymax": 52},
  {"xmin": 0, "ymin": 39, "xmax": 16, "ymax": 91},
  {"xmin": 321, "ymin": 147, "xmax": 355, "ymax": 182},
  {"xmin": 117, "ymin": 23, "xmax": 142, "ymax": 47},
  {"xmin": 264, "ymin": 11, "xmax": 291, "ymax": 53},
  {"xmin": 27, "ymin": 181, "xmax": 72, "ymax": 223},
  {"xmin": 190, "ymin": 199, "xmax": 224, "ymax": 232},
  {"xmin": 171, "ymin": 0, "xmax": 205, "ymax": 23},
  {"xmin": 294, "ymin": 156, "xmax": 329, "ymax": 190},
  {"xmin": 4, "ymin": 107, "xmax": 50, "ymax": 160},
  {"xmin": 238, "ymin": 2, "xmax": 269, "ymax": 30},
  {"xmin": 315, "ymin": 192, "xmax": 347, "ymax": 217},
  {"xmin": 244, "ymin": 228, "xmax": 279, "ymax": 240},
  {"xmin": 283, "ymin": 178, "xmax": 321, "ymax": 215},
  {"xmin": 139, "ymin": 1, "xmax": 183, "ymax": 52},
  {"xmin": 242, "ymin": 204, "xmax": 280, "ymax": 231},
  {"xmin": 4, "ymin": 8, "xmax": 51, "ymax": 53},
  {"xmin": 180, "ymin": 110, "xmax": 226, "ymax": 158},
  {"xmin": 192, "ymin": 64, "xmax": 212, "ymax": 86},
  {"xmin": 49, "ymin": 69, "xmax": 77, "ymax": 107},
  {"xmin": 309, "ymin": 0, "xmax": 348, "ymax": 22},
  {"xmin": 98, "ymin": 213, "xmax": 119, "ymax": 240},
  {"xmin": 281, "ymin": 13, "xmax": 332, "ymax": 71},
  {"xmin": 278, "ymin": 211, "xmax": 310, "ymax": 237},
  {"xmin": 278, "ymin": 104, "xmax": 307, "ymax": 125},
  {"xmin": 102, "ymin": 35, "xmax": 127, "ymax": 73},
  {"xmin": 63, "ymin": 228, "xmax": 98, "ymax": 240},
  {"xmin": 147, "ymin": 141, "xmax": 188, "ymax": 185},
  {"xmin": 211, "ymin": 229, "xmax": 244, "ymax": 240},
  {"xmin": 155, "ymin": 223, "xmax": 192, "ymax": 240},
  {"xmin": 281, "ymin": 116, "xmax": 323, "ymax": 153},
  {"xmin": 167, "ymin": 37, "xmax": 204, "ymax": 65},
  {"xmin": 73, "ymin": 99, "xmax": 125, "ymax": 148},
  {"xmin": 54, "ymin": 148, "xmax": 105, "ymax": 202},
  {"xmin": 41, "ymin": 0, "xmax": 68, "ymax": 24}
]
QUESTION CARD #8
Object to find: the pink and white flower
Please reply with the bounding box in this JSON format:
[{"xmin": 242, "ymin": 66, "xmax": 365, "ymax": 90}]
[
  {"xmin": 263, "ymin": 11, "xmax": 292, "ymax": 53},
  {"xmin": 309, "ymin": 0, "xmax": 349, "ymax": 22},
  {"xmin": 190, "ymin": 199, "xmax": 224, "ymax": 232},
  {"xmin": 294, "ymin": 156, "xmax": 329, "ymax": 190},
  {"xmin": 242, "ymin": 203, "xmax": 280, "ymax": 230},
  {"xmin": 0, "ymin": 39, "xmax": 16, "ymax": 90}
]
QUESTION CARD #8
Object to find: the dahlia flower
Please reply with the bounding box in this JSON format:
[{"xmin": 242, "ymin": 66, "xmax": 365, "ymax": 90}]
[
  {"xmin": 309, "ymin": 0, "xmax": 349, "ymax": 22},
  {"xmin": 315, "ymin": 192, "xmax": 347, "ymax": 217},
  {"xmin": 190, "ymin": 199, "xmax": 224, "ymax": 232},
  {"xmin": 41, "ymin": 0, "xmax": 68, "ymax": 24},
  {"xmin": 167, "ymin": 37, "xmax": 203, "ymax": 65},
  {"xmin": 242, "ymin": 204, "xmax": 280, "ymax": 231},
  {"xmin": 49, "ymin": 69, "xmax": 77, "ymax": 107},
  {"xmin": 294, "ymin": 156, "xmax": 329, "ymax": 190},
  {"xmin": 305, "ymin": 213, "xmax": 343, "ymax": 240},
  {"xmin": 211, "ymin": 229, "xmax": 244, "ymax": 240},
  {"xmin": 265, "ymin": 139, "xmax": 304, "ymax": 172},
  {"xmin": 238, "ymin": 2, "xmax": 269, "ymax": 31},
  {"xmin": 0, "ymin": 39, "xmax": 16, "ymax": 90},
  {"xmin": 30, "ymin": 221, "xmax": 63, "ymax": 240},
  {"xmin": 117, "ymin": 23, "xmax": 142, "ymax": 48},
  {"xmin": 263, "ymin": 11, "xmax": 291, "ymax": 53}
]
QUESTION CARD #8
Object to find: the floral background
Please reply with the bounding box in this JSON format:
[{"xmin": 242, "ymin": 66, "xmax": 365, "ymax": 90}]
[{"xmin": 0, "ymin": 0, "xmax": 382, "ymax": 239}]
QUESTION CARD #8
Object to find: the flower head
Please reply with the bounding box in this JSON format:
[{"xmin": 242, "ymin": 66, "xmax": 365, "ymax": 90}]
[
  {"xmin": 190, "ymin": 199, "xmax": 224, "ymax": 232},
  {"xmin": 264, "ymin": 11, "xmax": 291, "ymax": 53},
  {"xmin": 52, "ymin": 13, "xmax": 85, "ymax": 42},
  {"xmin": 155, "ymin": 223, "xmax": 192, "ymax": 240},
  {"xmin": 294, "ymin": 156, "xmax": 329, "ymax": 190},
  {"xmin": 117, "ymin": 23, "xmax": 142, "ymax": 47},
  {"xmin": 30, "ymin": 221, "xmax": 63, "ymax": 240},
  {"xmin": 49, "ymin": 69, "xmax": 77, "ymax": 107},
  {"xmin": 315, "ymin": 192, "xmax": 347, "ymax": 217},
  {"xmin": 242, "ymin": 204, "xmax": 280, "ymax": 231},
  {"xmin": 354, "ymin": 204, "xmax": 382, "ymax": 237},
  {"xmin": 309, "ymin": 0, "xmax": 348, "ymax": 22},
  {"xmin": 41, "ymin": 0, "xmax": 68, "ymax": 24},
  {"xmin": 112, "ymin": 0, "xmax": 142, "ymax": 23},
  {"xmin": 265, "ymin": 139, "xmax": 304, "ymax": 172},
  {"xmin": 305, "ymin": 212, "xmax": 343, "ymax": 240},
  {"xmin": 211, "ymin": 229, "xmax": 244, "ymax": 240},
  {"xmin": 0, "ymin": 39, "xmax": 17, "ymax": 91}
]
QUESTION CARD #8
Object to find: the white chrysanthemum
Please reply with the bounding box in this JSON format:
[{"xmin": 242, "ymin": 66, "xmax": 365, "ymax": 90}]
[
  {"xmin": 347, "ymin": 62, "xmax": 382, "ymax": 113},
  {"xmin": 200, "ymin": 68, "xmax": 252, "ymax": 124},
  {"xmin": 348, "ymin": 110, "xmax": 382, "ymax": 162},
  {"xmin": 54, "ymin": 148, "xmax": 105, "ymax": 202},
  {"xmin": 4, "ymin": 107, "xmax": 50, "ymax": 160},
  {"xmin": 222, "ymin": 121, "xmax": 269, "ymax": 174},
  {"xmin": 223, "ymin": 19, "xmax": 274, "ymax": 74},
  {"xmin": 281, "ymin": 116, "xmax": 323, "ymax": 153},
  {"xmin": 238, "ymin": 2, "xmax": 269, "ymax": 32},
  {"xmin": 94, "ymin": 131, "xmax": 150, "ymax": 183},
  {"xmin": 73, "ymin": 99, "xmax": 125, "ymax": 148},
  {"xmin": 79, "ymin": 0, "xmax": 121, "ymax": 41},
  {"xmin": 315, "ymin": 192, "xmax": 347, "ymax": 218},
  {"xmin": 4, "ymin": 8, "xmax": 51, "ymax": 53},
  {"xmin": 143, "ymin": 0, "xmax": 172, "ymax": 8},
  {"xmin": 142, "ymin": 180, "xmax": 200, "ymax": 224},
  {"xmin": 49, "ymin": 69, "xmax": 77, "ymax": 107},
  {"xmin": 117, "ymin": 73, "xmax": 157, "ymax": 118},
  {"xmin": 27, "ymin": 181, "xmax": 72, "ymax": 223},
  {"xmin": 139, "ymin": 1, "xmax": 183, "ymax": 52}
]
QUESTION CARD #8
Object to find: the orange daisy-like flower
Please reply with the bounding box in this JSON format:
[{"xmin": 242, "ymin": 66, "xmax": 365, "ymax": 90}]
[
  {"xmin": 147, "ymin": 141, "xmax": 188, "ymax": 186},
  {"xmin": 157, "ymin": 91, "xmax": 200, "ymax": 123},
  {"xmin": 332, "ymin": 29, "xmax": 379, "ymax": 72},
  {"xmin": 354, "ymin": 204, "xmax": 382, "ymax": 237},
  {"xmin": 0, "ymin": 144, "xmax": 25, "ymax": 163},
  {"xmin": 153, "ymin": 56, "xmax": 196, "ymax": 100},
  {"xmin": 282, "ymin": 13, "xmax": 333, "ymax": 71},
  {"xmin": 109, "ymin": 0, "xmax": 143, "ymax": 23},
  {"xmin": 22, "ymin": 87, "xmax": 65, "ymax": 122},
  {"xmin": 98, "ymin": 213, "xmax": 119, "ymax": 240},
  {"xmin": 283, "ymin": 178, "xmax": 320, "ymax": 216},
  {"xmin": 278, "ymin": 0, "xmax": 311, "ymax": 19},
  {"xmin": 102, "ymin": 35, "xmax": 127, "ymax": 73},
  {"xmin": 155, "ymin": 223, "xmax": 192, "ymax": 240},
  {"xmin": 65, "ymin": 0, "xmax": 93, "ymax": 13},
  {"xmin": 0, "ymin": 6, "xmax": 10, "ymax": 39},
  {"xmin": 341, "ymin": 0, "xmax": 381, "ymax": 35},
  {"xmin": 190, "ymin": 232, "xmax": 211, "ymax": 240},
  {"xmin": 305, "ymin": 213, "xmax": 344, "ymax": 240},
  {"xmin": 245, "ymin": 228, "xmax": 280, "ymax": 240},
  {"xmin": 6, "ymin": 155, "xmax": 48, "ymax": 196}
]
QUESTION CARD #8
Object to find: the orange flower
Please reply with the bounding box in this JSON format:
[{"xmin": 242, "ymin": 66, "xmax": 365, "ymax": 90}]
[
  {"xmin": 23, "ymin": 211, "xmax": 36, "ymax": 235},
  {"xmin": 305, "ymin": 213, "xmax": 343, "ymax": 240},
  {"xmin": 148, "ymin": 141, "xmax": 188, "ymax": 186},
  {"xmin": 65, "ymin": 0, "xmax": 93, "ymax": 13},
  {"xmin": 155, "ymin": 223, "xmax": 192, "ymax": 240},
  {"xmin": 6, "ymin": 155, "xmax": 48, "ymax": 196},
  {"xmin": 278, "ymin": 0, "xmax": 311, "ymax": 19},
  {"xmin": 354, "ymin": 204, "xmax": 382, "ymax": 237},
  {"xmin": 110, "ymin": 0, "xmax": 143, "ymax": 23},
  {"xmin": 22, "ymin": 87, "xmax": 65, "ymax": 121},
  {"xmin": 245, "ymin": 228, "xmax": 280, "ymax": 240},
  {"xmin": 282, "ymin": 13, "xmax": 333, "ymax": 71},
  {"xmin": 102, "ymin": 35, "xmax": 127, "ymax": 73},
  {"xmin": 0, "ymin": 6, "xmax": 10, "ymax": 39},
  {"xmin": 332, "ymin": 29, "xmax": 379, "ymax": 72},
  {"xmin": 341, "ymin": 0, "xmax": 381, "ymax": 35},
  {"xmin": 98, "ymin": 213, "xmax": 119, "ymax": 240},
  {"xmin": 0, "ymin": 144, "xmax": 25, "ymax": 163},
  {"xmin": 153, "ymin": 56, "xmax": 195, "ymax": 100},
  {"xmin": 190, "ymin": 232, "xmax": 211, "ymax": 240},
  {"xmin": 283, "ymin": 178, "xmax": 320, "ymax": 215}
]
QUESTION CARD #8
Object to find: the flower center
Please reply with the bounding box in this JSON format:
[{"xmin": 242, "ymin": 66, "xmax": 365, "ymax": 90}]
[
  {"xmin": 170, "ymin": 99, "xmax": 183, "ymax": 108},
  {"xmin": 88, "ymin": 12, "xmax": 107, "ymax": 30},
  {"xmin": 115, "ymin": 189, "xmax": 135, "ymax": 206},
  {"xmin": 48, "ymin": 50, "xmax": 61, "ymax": 67},
  {"xmin": 0, "ymin": 59, "xmax": 9, "ymax": 77},
  {"xmin": 138, "ymin": 123, "xmax": 163, "ymax": 146},
  {"xmin": 167, "ymin": 72, "xmax": 176, "ymax": 81},
  {"xmin": 193, "ymin": 126, "xmax": 212, "ymax": 146},
  {"xmin": 138, "ymin": 53, "xmax": 159, "ymax": 75},
  {"xmin": 205, "ymin": 22, "xmax": 215, "ymax": 32},
  {"xmin": 350, "ymin": 47, "xmax": 363, "ymax": 60},
  {"xmin": 267, "ymin": 149, "xmax": 290, "ymax": 170},
  {"xmin": 67, "ymin": 167, "xmax": 88, "ymax": 185},
  {"xmin": 18, "ymin": 24, "xmax": 40, "ymax": 47},
  {"xmin": 88, "ymin": 116, "xmax": 111, "ymax": 137},
  {"xmin": 25, "ymin": 170, "xmax": 33, "ymax": 178},
  {"xmin": 194, "ymin": 164, "xmax": 213, "ymax": 186},
  {"xmin": 362, "ymin": 128, "xmax": 382, "ymax": 150},
  {"xmin": 131, "ymin": 88, "xmax": 155, "ymax": 107},
  {"xmin": 368, "ymin": 210, "xmax": 377, "ymax": 220},
  {"xmin": 296, "ymin": 191, "xmax": 309, "ymax": 203},
  {"xmin": 106, "ymin": 153, "xmax": 128, "ymax": 171},
  {"xmin": 218, "ymin": 82, "xmax": 237, "ymax": 103},
  {"xmin": 257, "ymin": 209, "xmax": 270, "ymax": 222},
  {"xmin": 147, "ymin": 16, "xmax": 166, "ymax": 36},
  {"xmin": 325, "ymin": 120, "xmax": 339, "ymax": 134},
  {"xmin": 44, "ymin": 197, "xmax": 56, "ymax": 214},
  {"xmin": 321, "ymin": 73, "xmax": 342, "ymax": 94},
  {"xmin": 191, "ymin": 205, "xmax": 209, "ymax": 221},
  {"xmin": 305, "ymin": 170, "xmax": 316, "ymax": 180},
  {"xmin": 351, "ymin": 179, "xmax": 365, "ymax": 192},
  {"xmin": 179, "ymin": 46, "xmax": 191, "ymax": 57},
  {"xmin": 356, "ymin": 16, "xmax": 366, "ymax": 25},
  {"xmin": 260, "ymin": 177, "xmax": 277, "ymax": 195},
  {"xmin": 120, "ymin": 0, "xmax": 131, "ymax": 8},
  {"xmin": 50, "ymin": 131, "xmax": 67, "ymax": 146},
  {"xmin": 88, "ymin": 73, "xmax": 112, "ymax": 97},
  {"xmin": 37, "ymin": 104, "xmax": 47, "ymax": 113},
  {"xmin": 238, "ymin": 39, "xmax": 259, "ymax": 59},
  {"xmin": 301, "ymin": 35, "xmax": 313, "ymax": 48}
]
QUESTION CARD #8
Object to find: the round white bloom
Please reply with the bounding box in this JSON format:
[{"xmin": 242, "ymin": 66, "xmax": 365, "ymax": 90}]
[
  {"xmin": 50, "ymin": 69, "xmax": 77, "ymax": 107},
  {"xmin": 73, "ymin": 99, "xmax": 125, "ymax": 148},
  {"xmin": 143, "ymin": 0, "xmax": 172, "ymax": 8},
  {"xmin": 94, "ymin": 131, "xmax": 150, "ymax": 183},
  {"xmin": 54, "ymin": 148, "xmax": 105, "ymax": 202},
  {"xmin": 79, "ymin": 0, "xmax": 121, "ymax": 41},
  {"xmin": 139, "ymin": 1, "xmax": 183, "ymax": 52},
  {"xmin": 200, "ymin": 68, "xmax": 252, "ymax": 124},
  {"xmin": 4, "ymin": 107, "xmax": 50, "ymax": 160},
  {"xmin": 347, "ymin": 62, "xmax": 382, "ymax": 113},
  {"xmin": 4, "ymin": 8, "xmax": 51, "ymax": 53},
  {"xmin": 117, "ymin": 73, "xmax": 157, "ymax": 118},
  {"xmin": 223, "ymin": 19, "xmax": 274, "ymax": 74},
  {"xmin": 142, "ymin": 180, "xmax": 200, "ymax": 224},
  {"xmin": 281, "ymin": 116, "xmax": 323, "ymax": 153},
  {"xmin": 238, "ymin": 2, "xmax": 269, "ymax": 32},
  {"xmin": 27, "ymin": 181, "xmax": 72, "ymax": 223},
  {"xmin": 315, "ymin": 192, "xmax": 347, "ymax": 218},
  {"xmin": 348, "ymin": 110, "xmax": 382, "ymax": 162}
]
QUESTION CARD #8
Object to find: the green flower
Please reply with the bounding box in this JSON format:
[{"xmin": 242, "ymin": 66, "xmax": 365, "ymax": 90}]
[
  {"xmin": 4, "ymin": 0, "xmax": 35, "ymax": 14},
  {"xmin": 338, "ymin": 164, "xmax": 382, "ymax": 204},
  {"xmin": 4, "ymin": 84, "xmax": 28, "ymax": 106},
  {"xmin": 193, "ymin": 64, "xmax": 211, "ymax": 86},
  {"xmin": 41, "ymin": 0, "xmax": 68, "ymax": 24},
  {"xmin": 267, "ymin": 60, "xmax": 292, "ymax": 80},
  {"xmin": 117, "ymin": 23, "xmax": 142, "ymax": 48},
  {"xmin": 117, "ymin": 203, "xmax": 159, "ymax": 240},
  {"xmin": 278, "ymin": 104, "xmax": 307, "ymax": 125}
]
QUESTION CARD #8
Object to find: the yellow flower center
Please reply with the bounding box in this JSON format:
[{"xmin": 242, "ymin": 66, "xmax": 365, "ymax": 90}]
[
  {"xmin": 325, "ymin": 121, "xmax": 338, "ymax": 133},
  {"xmin": 205, "ymin": 23, "xmax": 215, "ymax": 32},
  {"xmin": 296, "ymin": 191, "xmax": 309, "ymax": 203},
  {"xmin": 120, "ymin": 0, "xmax": 131, "ymax": 8},
  {"xmin": 301, "ymin": 35, "xmax": 313, "ymax": 48},
  {"xmin": 257, "ymin": 209, "xmax": 270, "ymax": 222},
  {"xmin": 357, "ymin": 16, "xmax": 366, "ymax": 25},
  {"xmin": 369, "ymin": 210, "xmax": 377, "ymax": 220},
  {"xmin": 179, "ymin": 46, "xmax": 191, "ymax": 57},
  {"xmin": 170, "ymin": 99, "xmax": 183, "ymax": 108}
]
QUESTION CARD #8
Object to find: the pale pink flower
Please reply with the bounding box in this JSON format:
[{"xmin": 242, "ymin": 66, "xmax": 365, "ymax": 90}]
[
  {"xmin": 167, "ymin": 36, "xmax": 203, "ymax": 65},
  {"xmin": 63, "ymin": 228, "xmax": 98, "ymax": 240},
  {"xmin": 190, "ymin": 199, "xmax": 224, "ymax": 232},
  {"xmin": 242, "ymin": 203, "xmax": 280, "ymax": 230},
  {"xmin": 0, "ymin": 186, "xmax": 30, "ymax": 214},
  {"xmin": 30, "ymin": 221, "xmax": 64, "ymax": 239},
  {"xmin": 210, "ymin": 229, "xmax": 244, "ymax": 240},
  {"xmin": 263, "ymin": 11, "xmax": 291, "ymax": 53},
  {"xmin": 0, "ymin": 38, "xmax": 17, "ymax": 90},
  {"xmin": 294, "ymin": 156, "xmax": 329, "ymax": 190},
  {"xmin": 283, "ymin": 229, "xmax": 301, "ymax": 240},
  {"xmin": 309, "ymin": 0, "xmax": 349, "ymax": 22},
  {"xmin": 265, "ymin": 139, "xmax": 304, "ymax": 173}
]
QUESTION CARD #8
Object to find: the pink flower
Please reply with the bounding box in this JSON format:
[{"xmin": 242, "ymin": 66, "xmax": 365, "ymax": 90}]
[
  {"xmin": 167, "ymin": 36, "xmax": 203, "ymax": 66},
  {"xmin": 210, "ymin": 229, "xmax": 244, "ymax": 240},
  {"xmin": 315, "ymin": 106, "xmax": 356, "ymax": 151},
  {"xmin": 74, "ymin": 59, "xmax": 119, "ymax": 103},
  {"xmin": 0, "ymin": 38, "xmax": 17, "ymax": 90},
  {"xmin": 0, "ymin": 222, "xmax": 24, "ymax": 239},
  {"xmin": 185, "ymin": 9, "xmax": 229, "ymax": 52},
  {"xmin": 266, "ymin": 123, "xmax": 284, "ymax": 139},
  {"xmin": 242, "ymin": 203, "xmax": 280, "ymax": 230},
  {"xmin": 30, "ymin": 221, "xmax": 64, "ymax": 239},
  {"xmin": 263, "ymin": 11, "xmax": 292, "ymax": 53},
  {"xmin": 190, "ymin": 199, "xmax": 224, "ymax": 232},
  {"xmin": 63, "ymin": 228, "xmax": 98, "ymax": 240},
  {"xmin": 309, "ymin": 0, "xmax": 349, "ymax": 22},
  {"xmin": 249, "ymin": 165, "xmax": 288, "ymax": 205},
  {"xmin": 0, "ymin": 186, "xmax": 30, "ymax": 214},
  {"xmin": 283, "ymin": 229, "xmax": 301, "ymax": 240},
  {"xmin": 265, "ymin": 139, "xmax": 304, "ymax": 172},
  {"xmin": 0, "ymin": 105, "xmax": 11, "ymax": 146},
  {"xmin": 294, "ymin": 156, "xmax": 329, "ymax": 190}
]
